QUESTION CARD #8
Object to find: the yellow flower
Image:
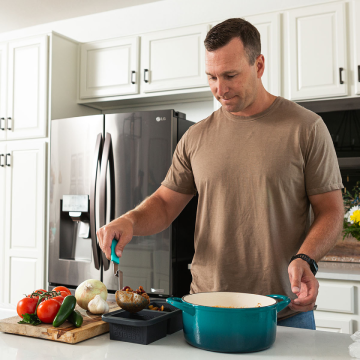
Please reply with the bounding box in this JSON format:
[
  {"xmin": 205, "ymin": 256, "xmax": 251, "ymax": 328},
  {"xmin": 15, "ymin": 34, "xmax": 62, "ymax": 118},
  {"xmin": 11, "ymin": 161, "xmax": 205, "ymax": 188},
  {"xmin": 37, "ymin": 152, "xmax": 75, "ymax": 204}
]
[{"xmin": 350, "ymin": 210, "xmax": 360, "ymax": 224}]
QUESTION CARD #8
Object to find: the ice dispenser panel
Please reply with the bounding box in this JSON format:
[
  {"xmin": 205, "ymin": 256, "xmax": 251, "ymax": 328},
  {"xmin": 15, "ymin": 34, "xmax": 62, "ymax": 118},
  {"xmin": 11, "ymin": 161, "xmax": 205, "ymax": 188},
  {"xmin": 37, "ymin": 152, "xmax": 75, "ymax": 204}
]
[{"xmin": 60, "ymin": 195, "xmax": 92, "ymax": 262}]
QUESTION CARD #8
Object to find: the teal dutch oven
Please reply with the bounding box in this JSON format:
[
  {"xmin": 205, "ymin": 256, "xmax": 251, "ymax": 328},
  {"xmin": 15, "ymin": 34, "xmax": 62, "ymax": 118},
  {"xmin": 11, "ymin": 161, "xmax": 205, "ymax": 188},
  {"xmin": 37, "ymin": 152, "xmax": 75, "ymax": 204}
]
[{"xmin": 167, "ymin": 292, "xmax": 290, "ymax": 353}]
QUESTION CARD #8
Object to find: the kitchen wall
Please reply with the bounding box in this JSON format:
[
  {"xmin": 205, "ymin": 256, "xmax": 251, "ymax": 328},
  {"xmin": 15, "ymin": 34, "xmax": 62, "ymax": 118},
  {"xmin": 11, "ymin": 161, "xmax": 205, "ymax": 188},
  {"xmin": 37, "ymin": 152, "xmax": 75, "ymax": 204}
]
[{"xmin": 0, "ymin": 0, "xmax": 338, "ymax": 43}]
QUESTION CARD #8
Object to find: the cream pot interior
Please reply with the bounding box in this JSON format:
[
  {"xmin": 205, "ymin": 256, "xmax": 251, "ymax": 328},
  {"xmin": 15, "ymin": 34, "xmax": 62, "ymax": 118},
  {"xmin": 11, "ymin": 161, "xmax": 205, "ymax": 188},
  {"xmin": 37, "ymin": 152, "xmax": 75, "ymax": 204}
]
[{"xmin": 182, "ymin": 292, "xmax": 277, "ymax": 308}]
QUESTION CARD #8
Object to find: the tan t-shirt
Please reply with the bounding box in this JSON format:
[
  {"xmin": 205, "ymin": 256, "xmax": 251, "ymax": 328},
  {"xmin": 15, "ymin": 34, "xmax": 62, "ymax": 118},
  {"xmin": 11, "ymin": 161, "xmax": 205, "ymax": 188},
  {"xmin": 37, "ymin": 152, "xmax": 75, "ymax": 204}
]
[{"xmin": 161, "ymin": 96, "xmax": 343, "ymax": 320}]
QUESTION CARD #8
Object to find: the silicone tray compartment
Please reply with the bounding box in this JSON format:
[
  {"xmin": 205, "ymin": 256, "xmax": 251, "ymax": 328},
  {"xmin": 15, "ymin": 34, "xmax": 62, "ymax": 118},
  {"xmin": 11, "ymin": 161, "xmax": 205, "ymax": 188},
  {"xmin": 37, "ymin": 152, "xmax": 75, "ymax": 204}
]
[{"xmin": 102, "ymin": 299, "xmax": 182, "ymax": 345}]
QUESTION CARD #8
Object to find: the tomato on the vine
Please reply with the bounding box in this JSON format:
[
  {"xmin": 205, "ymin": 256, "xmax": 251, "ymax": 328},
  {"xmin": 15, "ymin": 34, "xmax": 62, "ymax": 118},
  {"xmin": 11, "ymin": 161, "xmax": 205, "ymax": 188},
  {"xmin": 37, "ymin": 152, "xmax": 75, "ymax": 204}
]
[
  {"xmin": 52, "ymin": 295, "xmax": 65, "ymax": 305},
  {"xmin": 27, "ymin": 289, "xmax": 47, "ymax": 299},
  {"xmin": 37, "ymin": 298, "xmax": 61, "ymax": 323},
  {"xmin": 17, "ymin": 297, "xmax": 38, "ymax": 318},
  {"xmin": 53, "ymin": 286, "xmax": 71, "ymax": 297}
]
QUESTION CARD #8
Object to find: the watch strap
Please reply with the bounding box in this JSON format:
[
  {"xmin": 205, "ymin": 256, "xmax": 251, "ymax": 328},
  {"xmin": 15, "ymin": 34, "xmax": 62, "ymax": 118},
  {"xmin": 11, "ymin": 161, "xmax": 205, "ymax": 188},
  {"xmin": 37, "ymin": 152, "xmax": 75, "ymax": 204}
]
[{"xmin": 289, "ymin": 254, "xmax": 318, "ymax": 275}]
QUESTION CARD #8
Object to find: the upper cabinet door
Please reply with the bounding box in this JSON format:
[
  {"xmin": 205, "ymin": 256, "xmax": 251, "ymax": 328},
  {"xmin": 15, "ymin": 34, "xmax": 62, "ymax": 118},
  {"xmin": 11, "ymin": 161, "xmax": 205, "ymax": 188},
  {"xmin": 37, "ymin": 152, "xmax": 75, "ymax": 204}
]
[
  {"xmin": 80, "ymin": 36, "xmax": 140, "ymax": 99},
  {"xmin": 0, "ymin": 43, "xmax": 7, "ymax": 141},
  {"xmin": 353, "ymin": 0, "xmax": 360, "ymax": 95},
  {"xmin": 244, "ymin": 13, "xmax": 281, "ymax": 96},
  {"xmin": 141, "ymin": 24, "xmax": 210, "ymax": 93},
  {"xmin": 288, "ymin": 2, "xmax": 347, "ymax": 100},
  {"xmin": 7, "ymin": 35, "xmax": 48, "ymax": 140}
]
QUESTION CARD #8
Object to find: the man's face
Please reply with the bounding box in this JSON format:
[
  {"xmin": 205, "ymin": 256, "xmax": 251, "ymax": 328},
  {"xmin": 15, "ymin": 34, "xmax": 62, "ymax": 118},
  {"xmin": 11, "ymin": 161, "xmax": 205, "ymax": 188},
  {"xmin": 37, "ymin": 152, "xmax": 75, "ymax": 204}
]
[{"xmin": 205, "ymin": 37, "xmax": 262, "ymax": 114}]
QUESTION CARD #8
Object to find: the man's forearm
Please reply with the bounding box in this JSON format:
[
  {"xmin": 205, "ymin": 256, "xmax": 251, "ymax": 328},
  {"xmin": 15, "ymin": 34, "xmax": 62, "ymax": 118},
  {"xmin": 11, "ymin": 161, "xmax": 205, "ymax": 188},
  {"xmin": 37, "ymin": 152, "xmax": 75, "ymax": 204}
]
[
  {"xmin": 120, "ymin": 194, "xmax": 171, "ymax": 236},
  {"xmin": 297, "ymin": 209, "xmax": 344, "ymax": 263}
]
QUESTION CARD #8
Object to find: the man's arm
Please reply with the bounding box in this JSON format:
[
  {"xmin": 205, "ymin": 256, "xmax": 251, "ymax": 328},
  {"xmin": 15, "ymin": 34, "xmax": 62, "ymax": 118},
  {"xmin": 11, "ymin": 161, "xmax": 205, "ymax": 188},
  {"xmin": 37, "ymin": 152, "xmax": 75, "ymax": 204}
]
[
  {"xmin": 288, "ymin": 189, "xmax": 344, "ymax": 312},
  {"xmin": 298, "ymin": 189, "xmax": 344, "ymax": 262},
  {"xmin": 97, "ymin": 185, "xmax": 193, "ymax": 260}
]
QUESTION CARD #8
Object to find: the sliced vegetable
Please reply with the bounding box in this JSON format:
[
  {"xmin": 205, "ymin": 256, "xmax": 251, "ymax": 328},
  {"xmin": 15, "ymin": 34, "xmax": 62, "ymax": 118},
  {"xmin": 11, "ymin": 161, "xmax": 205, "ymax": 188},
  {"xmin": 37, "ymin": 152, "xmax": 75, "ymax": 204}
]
[
  {"xmin": 37, "ymin": 298, "xmax": 61, "ymax": 323},
  {"xmin": 52, "ymin": 295, "xmax": 76, "ymax": 327},
  {"xmin": 67, "ymin": 310, "xmax": 83, "ymax": 328}
]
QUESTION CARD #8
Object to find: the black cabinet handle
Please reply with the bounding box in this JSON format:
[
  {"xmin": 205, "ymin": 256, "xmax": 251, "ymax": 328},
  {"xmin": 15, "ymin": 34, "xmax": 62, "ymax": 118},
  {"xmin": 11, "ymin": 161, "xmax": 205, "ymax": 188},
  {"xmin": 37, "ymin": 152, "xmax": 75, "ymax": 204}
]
[
  {"xmin": 0, "ymin": 154, "xmax": 4, "ymax": 167},
  {"xmin": 144, "ymin": 69, "xmax": 149, "ymax": 83},
  {"xmin": 7, "ymin": 117, "xmax": 12, "ymax": 130},
  {"xmin": 5, "ymin": 153, "xmax": 10, "ymax": 167},
  {"xmin": 339, "ymin": 67, "xmax": 344, "ymax": 84},
  {"xmin": 0, "ymin": 118, "xmax": 5, "ymax": 131},
  {"xmin": 131, "ymin": 70, "xmax": 136, "ymax": 84}
]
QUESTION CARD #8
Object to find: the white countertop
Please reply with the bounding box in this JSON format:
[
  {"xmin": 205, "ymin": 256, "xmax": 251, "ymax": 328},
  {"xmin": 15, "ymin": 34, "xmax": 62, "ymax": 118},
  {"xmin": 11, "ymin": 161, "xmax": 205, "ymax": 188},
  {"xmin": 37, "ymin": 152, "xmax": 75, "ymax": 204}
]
[
  {"xmin": 317, "ymin": 261, "xmax": 360, "ymax": 281},
  {"xmin": 0, "ymin": 323, "xmax": 354, "ymax": 359}
]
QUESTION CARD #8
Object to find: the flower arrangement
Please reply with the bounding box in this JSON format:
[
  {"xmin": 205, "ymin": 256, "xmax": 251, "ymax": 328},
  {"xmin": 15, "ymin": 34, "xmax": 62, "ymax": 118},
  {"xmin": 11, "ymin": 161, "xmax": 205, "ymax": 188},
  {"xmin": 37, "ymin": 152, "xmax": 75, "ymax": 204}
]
[{"xmin": 343, "ymin": 181, "xmax": 360, "ymax": 241}]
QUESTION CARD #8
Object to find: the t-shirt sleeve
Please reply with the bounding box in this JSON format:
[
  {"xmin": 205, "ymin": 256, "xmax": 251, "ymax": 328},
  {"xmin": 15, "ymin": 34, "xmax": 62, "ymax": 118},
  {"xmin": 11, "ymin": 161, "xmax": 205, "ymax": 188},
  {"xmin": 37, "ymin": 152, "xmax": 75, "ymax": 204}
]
[
  {"xmin": 161, "ymin": 129, "xmax": 197, "ymax": 195},
  {"xmin": 304, "ymin": 117, "xmax": 344, "ymax": 196}
]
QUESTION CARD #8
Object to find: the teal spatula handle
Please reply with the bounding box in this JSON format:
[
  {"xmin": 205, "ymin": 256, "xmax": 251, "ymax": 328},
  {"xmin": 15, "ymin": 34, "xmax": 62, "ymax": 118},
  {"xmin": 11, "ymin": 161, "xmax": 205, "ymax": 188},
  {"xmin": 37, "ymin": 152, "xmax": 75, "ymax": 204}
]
[{"xmin": 111, "ymin": 239, "xmax": 119, "ymax": 264}]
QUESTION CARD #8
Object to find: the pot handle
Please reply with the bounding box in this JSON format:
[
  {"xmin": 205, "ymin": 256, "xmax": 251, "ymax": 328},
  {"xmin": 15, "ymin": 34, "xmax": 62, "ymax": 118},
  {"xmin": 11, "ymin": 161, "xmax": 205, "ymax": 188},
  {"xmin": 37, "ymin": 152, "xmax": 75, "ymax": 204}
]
[
  {"xmin": 166, "ymin": 297, "xmax": 196, "ymax": 316},
  {"xmin": 267, "ymin": 294, "xmax": 291, "ymax": 312}
]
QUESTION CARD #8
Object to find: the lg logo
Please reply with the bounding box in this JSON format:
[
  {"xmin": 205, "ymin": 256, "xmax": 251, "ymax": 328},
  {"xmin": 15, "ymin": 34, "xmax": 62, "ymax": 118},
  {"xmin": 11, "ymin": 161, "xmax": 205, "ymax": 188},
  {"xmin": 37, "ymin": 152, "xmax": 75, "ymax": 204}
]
[{"xmin": 156, "ymin": 117, "xmax": 166, "ymax": 122}]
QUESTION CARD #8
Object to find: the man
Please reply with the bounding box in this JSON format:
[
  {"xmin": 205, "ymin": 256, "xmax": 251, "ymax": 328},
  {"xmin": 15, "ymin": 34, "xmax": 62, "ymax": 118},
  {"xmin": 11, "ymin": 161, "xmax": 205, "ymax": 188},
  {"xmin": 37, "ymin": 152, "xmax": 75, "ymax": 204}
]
[{"xmin": 97, "ymin": 18, "xmax": 344, "ymax": 329}]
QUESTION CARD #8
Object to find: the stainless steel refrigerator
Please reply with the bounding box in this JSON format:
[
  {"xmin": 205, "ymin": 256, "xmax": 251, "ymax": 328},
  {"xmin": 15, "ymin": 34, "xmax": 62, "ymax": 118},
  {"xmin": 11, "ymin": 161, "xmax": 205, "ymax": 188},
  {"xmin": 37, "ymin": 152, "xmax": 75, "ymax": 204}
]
[{"xmin": 48, "ymin": 110, "xmax": 197, "ymax": 297}]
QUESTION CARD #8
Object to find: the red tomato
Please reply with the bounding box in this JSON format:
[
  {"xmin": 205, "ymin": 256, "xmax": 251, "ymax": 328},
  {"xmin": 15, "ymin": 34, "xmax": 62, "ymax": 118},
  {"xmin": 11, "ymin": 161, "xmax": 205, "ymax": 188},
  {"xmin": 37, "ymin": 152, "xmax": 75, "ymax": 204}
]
[
  {"xmin": 17, "ymin": 297, "xmax": 38, "ymax": 318},
  {"xmin": 52, "ymin": 295, "xmax": 65, "ymax": 305},
  {"xmin": 37, "ymin": 299, "xmax": 61, "ymax": 323},
  {"xmin": 53, "ymin": 286, "xmax": 71, "ymax": 296},
  {"xmin": 53, "ymin": 290, "xmax": 69, "ymax": 298}
]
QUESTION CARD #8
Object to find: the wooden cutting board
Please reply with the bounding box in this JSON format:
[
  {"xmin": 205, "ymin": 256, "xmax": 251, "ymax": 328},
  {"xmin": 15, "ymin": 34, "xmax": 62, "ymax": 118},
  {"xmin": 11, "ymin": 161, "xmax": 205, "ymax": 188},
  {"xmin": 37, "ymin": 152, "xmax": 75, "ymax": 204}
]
[{"xmin": 0, "ymin": 301, "xmax": 120, "ymax": 344}]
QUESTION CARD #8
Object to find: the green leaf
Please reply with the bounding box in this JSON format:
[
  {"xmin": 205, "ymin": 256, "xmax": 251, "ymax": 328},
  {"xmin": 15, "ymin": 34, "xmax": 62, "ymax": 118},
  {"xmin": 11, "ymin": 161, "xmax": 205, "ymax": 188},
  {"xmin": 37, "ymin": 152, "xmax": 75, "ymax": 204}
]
[{"xmin": 18, "ymin": 313, "xmax": 41, "ymax": 326}]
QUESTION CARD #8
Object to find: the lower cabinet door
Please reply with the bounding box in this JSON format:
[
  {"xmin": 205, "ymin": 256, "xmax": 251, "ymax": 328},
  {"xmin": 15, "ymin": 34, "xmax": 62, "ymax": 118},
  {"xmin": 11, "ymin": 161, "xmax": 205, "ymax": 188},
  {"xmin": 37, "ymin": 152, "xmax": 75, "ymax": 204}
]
[
  {"xmin": 3, "ymin": 139, "xmax": 46, "ymax": 305},
  {"xmin": 0, "ymin": 143, "xmax": 6, "ymax": 304}
]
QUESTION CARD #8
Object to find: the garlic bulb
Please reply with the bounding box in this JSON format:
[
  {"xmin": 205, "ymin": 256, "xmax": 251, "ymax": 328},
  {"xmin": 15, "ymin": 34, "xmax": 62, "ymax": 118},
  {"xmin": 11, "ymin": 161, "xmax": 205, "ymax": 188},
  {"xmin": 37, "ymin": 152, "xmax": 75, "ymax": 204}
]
[{"xmin": 87, "ymin": 295, "xmax": 110, "ymax": 315}]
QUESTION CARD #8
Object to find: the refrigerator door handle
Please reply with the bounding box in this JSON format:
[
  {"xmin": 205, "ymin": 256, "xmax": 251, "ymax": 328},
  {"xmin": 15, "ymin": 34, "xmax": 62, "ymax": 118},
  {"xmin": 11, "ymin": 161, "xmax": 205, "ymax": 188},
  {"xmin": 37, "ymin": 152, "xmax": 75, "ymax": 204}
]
[
  {"xmin": 99, "ymin": 132, "xmax": 115, "ymax": 271},
  {"xmin": 90, "ymin": 133, "xmax": 103, "ymax": 270}
]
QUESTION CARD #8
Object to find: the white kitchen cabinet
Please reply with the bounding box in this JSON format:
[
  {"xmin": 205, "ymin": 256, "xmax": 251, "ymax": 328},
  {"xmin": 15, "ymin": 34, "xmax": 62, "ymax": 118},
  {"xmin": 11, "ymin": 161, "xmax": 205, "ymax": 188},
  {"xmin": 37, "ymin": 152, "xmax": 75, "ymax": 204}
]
[
  {"xmin": 141, "ymin": 24, "xmax": 210, "ymax": 93},
  {"xmin": 314, "ymin": 278, "xmax": 359, "ymax": 334},
  {"xmin": 0, "ymin": 143, "xmax": 6, "ymax": 303},
  {"xmin": 352, "ymin": 0, "xmax": 360, "ymax": 95},
  {"xmin": 5, "ymin": 35, "xmax": 48, "ymax": 141},
  {"xmin": 0, "ymin": 43, "xmax": 7, "ymax": 141},
  {"xmin": 287, "ymin": 2, "xmax": 347, "ymax": 100},
  {"xmin": 80, "ymin": 36, "xmax": 140, "ymax": 99},
  {"xmin": 244, "ymin": 13, "xmax": 281, "ymax": 96},
  {"xmin": 3, "ymin": 139, "xmax": 46, "ymax": 305}
]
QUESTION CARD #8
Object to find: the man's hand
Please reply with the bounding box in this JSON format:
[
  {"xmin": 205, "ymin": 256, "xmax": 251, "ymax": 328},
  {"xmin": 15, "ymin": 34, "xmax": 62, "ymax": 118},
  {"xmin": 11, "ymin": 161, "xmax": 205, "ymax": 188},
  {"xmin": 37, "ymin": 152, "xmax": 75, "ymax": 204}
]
[
  {"xmin": 288, "ymin": 258, "xmax": 319, "ymax": 312},
  {"xmin": 97, "ymin": 217, "xmax": 134, "ymax": 260}
]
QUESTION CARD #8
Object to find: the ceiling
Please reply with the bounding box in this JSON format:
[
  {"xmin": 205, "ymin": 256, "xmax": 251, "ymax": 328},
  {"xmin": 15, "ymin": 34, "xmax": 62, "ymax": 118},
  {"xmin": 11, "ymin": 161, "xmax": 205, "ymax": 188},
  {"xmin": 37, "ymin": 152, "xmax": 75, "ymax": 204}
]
[{"xmin": 0, "ymin": 0, "xmax": 164, "ymax": 34}]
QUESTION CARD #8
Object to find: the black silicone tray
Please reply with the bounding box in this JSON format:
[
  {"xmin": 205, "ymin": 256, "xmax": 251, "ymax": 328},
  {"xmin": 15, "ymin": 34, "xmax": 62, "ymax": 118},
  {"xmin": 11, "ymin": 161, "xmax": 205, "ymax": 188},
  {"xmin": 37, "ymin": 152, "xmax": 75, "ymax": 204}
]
[{"xmin": 102, "ymin": 299, "xmax": 183, "ymax": 345}]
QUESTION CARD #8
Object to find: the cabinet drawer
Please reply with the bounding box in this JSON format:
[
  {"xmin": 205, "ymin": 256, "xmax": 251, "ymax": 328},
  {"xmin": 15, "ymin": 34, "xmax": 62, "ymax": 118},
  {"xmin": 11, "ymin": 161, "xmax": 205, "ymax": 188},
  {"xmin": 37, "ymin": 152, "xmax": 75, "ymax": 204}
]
[
  {"xmin": 315, "ymin": 317, "xmax": 353, "ymax": 334},
  {"xmin": 316, "ymin": 284, "xmax": 354, "ymax": 313}
]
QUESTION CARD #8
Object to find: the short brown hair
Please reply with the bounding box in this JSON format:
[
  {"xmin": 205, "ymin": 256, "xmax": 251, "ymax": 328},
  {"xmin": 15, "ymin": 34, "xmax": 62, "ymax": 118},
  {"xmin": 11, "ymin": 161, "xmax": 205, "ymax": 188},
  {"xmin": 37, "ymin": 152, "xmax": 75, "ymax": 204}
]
[{"xmin": 204, "ymin": 18, "xmax": 261, "ymax": 65}]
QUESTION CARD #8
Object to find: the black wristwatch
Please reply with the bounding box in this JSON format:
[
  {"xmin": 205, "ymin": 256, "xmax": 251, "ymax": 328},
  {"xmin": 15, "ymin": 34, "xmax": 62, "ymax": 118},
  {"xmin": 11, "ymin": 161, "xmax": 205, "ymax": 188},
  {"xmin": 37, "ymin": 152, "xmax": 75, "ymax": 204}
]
[{"xmin": 289, "ymin": 254, "xmax": 318, "ymax": 276}]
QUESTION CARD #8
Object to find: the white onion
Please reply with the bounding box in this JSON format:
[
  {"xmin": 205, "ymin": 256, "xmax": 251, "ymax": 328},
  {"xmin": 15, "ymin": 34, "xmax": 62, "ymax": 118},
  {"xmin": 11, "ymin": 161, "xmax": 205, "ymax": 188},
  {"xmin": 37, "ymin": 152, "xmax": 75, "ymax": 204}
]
[{"xmin": 75, "ymin": 279, "xmax": 108, "ymax": 310}]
